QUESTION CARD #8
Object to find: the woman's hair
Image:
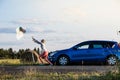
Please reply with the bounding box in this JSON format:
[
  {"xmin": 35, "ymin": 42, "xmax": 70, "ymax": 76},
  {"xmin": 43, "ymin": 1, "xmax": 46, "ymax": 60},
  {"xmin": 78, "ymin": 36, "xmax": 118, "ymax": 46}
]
[{"xmin": 41, "ymin": 39, "xmax": 45, "ymax": 43}]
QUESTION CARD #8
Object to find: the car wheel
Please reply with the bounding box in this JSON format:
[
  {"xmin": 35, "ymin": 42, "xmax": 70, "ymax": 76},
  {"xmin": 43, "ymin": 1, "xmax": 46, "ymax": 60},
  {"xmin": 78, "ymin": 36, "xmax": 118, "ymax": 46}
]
[
  {"xmin": 106, "ymin": 56, "xmax": 117, "ymax": 66},
  {"xmin": 57, "ymin": 55, "xmax": 69, "ymax": 66}
]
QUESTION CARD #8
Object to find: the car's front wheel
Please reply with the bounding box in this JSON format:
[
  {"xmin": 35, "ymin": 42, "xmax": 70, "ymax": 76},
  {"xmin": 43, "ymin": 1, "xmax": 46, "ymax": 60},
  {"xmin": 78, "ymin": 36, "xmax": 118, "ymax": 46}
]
[
  {"xmin": 106, "ymin": 56, "xmax": 117, "ymax": 66},
  {"xmin": 57, "ymin": 55, "xmax": 69, "ymax": 66}
]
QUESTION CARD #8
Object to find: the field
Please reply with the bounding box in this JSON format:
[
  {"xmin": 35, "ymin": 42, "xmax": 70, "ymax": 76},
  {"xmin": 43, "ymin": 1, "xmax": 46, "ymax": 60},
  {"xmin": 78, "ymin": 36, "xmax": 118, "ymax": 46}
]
[
  {"xmin": 0, "ymin": 71, "xmax": 106, "ymax": 80},
  {"xmin": 0, "ymin": 59, "xmax": 120, "ymax": 80},
  {"xmin": 0, "ymin": 59, "xmax": 21, "ymax": 65},
  {"xmin": 0, "ymin": 59, "xmax": 45, "ymax": 65}
]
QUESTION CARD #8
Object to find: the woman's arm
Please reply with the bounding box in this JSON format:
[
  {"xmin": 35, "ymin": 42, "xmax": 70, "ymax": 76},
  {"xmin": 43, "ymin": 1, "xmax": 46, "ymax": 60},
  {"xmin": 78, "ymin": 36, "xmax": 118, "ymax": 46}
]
[{"xmin": 32, "ymin": 37, "xmax": 42, "ymax": 45}]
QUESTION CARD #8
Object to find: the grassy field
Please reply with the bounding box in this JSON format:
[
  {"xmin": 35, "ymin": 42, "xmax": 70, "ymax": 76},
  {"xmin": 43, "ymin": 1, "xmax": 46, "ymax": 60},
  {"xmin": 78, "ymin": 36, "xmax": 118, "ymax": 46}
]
[
  {"xmin": 0, "ymin": 70, "xmax": 120, "ymax": 80},
  {"xmin": 0, "ymin": 59, "xmax": 120, "ymax": 80},
  {"xmin": 0, "ymin": 59, "xmax": 46, "ymax": 65},
  {"xmin": 0, "ymin": 59, "xmax": 21, "ymax": 65}
]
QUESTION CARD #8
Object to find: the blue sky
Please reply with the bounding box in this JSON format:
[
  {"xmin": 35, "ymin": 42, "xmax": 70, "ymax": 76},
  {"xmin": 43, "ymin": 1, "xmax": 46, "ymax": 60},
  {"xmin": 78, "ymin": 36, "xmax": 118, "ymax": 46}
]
[{"xmin": 0, "ymin": 0, "xmax": 120, "ymax": 51}]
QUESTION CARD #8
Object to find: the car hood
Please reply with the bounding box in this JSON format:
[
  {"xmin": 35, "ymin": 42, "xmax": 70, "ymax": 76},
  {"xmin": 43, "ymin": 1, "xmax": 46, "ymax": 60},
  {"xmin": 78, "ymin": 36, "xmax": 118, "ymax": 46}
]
[{"xmin": 55, "ymin": 48, "xmax": 71, "ymax": 53}]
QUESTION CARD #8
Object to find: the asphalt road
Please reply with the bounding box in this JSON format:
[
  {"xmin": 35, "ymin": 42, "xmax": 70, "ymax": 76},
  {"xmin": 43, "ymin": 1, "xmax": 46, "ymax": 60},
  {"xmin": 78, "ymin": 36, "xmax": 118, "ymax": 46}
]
[{"xmin": 0, "ymin": 65, "xmax": 118, "ymax": 74}]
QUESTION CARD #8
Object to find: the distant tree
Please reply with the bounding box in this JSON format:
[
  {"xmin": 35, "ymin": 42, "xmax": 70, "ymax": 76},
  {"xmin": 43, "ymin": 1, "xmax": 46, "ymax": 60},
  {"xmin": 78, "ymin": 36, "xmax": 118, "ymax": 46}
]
[
  {"xmin": 0, "ymin": 47, "xmax": 41, "ymax": 60},
  {"xmin": 0, "ymin": 48, "xmax": 4, "ymax": 58},
  {"xmin": 8, "ymin": 48, "xmax": 14, "ymax": 59}
]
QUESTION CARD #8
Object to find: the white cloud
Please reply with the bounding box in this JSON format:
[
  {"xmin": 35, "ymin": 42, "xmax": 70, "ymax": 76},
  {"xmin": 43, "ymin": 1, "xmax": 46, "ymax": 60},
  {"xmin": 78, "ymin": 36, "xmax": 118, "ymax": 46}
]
[{"xmin": 12, "ymin": 18, "xmax": 45, "ymax": 25}]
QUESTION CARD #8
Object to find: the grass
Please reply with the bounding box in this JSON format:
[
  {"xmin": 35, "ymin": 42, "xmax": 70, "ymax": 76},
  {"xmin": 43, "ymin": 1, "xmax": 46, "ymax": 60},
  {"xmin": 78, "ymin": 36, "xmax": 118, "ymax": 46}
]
[
  {"xmin": 0, "ymin": 59, "xmax": 46, "ymax": 66},
  {"xmin": 0, "ymin": 59, "xmax": 120, "ymax": 80},
  {"xmin": 0, "ymin": 59, "xmax": 21, "ymax": 65},
  {"xmin": 0, "ymin": 70, "xmax": 102, "ymax": 80},
  {"xmin": 0, "ymin": 71, "xmax": 120, "ymax": 80}
]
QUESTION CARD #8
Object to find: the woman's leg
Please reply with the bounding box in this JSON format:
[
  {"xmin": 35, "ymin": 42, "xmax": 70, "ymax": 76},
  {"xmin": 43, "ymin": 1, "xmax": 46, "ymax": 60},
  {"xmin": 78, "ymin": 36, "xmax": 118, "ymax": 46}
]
[
  {"xmin": 44, "ymin": 57, "xmax": 53, "ymax": 65},
  {"xmin": 41, "ymin": 51, "xmax": 53, "ymax": 65}
]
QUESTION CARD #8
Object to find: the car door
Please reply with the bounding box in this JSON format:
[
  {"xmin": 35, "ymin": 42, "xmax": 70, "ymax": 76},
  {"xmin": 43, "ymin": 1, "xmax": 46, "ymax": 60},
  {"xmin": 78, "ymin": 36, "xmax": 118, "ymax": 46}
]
[
  {"xmin": 71, "ymin": 42, "xmax": 91, "ymax": 62},
  {"xmin": 85, "ymin": 42, "xmax": 106, "ymax": 62}
]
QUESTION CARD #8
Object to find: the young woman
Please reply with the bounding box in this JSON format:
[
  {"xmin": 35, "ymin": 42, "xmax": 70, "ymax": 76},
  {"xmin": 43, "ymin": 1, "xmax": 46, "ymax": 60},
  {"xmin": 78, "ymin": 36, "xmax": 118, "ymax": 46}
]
[{"xmin": 31, "ymin": 37, "xmax": 53, "ymax": 65}]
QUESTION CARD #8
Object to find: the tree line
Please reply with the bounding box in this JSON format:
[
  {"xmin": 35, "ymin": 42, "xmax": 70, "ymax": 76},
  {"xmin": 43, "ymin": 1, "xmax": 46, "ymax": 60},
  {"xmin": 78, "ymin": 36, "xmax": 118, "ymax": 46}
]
[{"xmin": 0, "ymin": 48, "xmax": 40, "ymax": 62}]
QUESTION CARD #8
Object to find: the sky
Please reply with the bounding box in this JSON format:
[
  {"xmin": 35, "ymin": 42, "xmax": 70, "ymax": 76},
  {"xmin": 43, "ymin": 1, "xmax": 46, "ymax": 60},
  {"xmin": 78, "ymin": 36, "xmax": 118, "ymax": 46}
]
[{"xmin": 0, "ymin": 0, "xmax": 120, "ymax": 51}]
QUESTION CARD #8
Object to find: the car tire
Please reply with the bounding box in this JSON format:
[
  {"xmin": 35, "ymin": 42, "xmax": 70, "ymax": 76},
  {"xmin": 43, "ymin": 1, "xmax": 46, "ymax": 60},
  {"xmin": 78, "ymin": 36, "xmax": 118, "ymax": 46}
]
[
  {"xmin": 57, "ymin": 55, "xmax": 69, "ymax": 66},
  {"xmin": 106, "ymin": 56, "xmax": 117, "ymax": 66}
]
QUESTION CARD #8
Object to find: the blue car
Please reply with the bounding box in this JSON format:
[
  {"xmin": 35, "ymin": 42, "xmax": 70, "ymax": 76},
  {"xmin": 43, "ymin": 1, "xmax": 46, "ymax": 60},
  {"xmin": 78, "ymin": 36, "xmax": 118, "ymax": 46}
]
[{"xmin": 48, "ymin": 40, "xmax": 120, "ymax": 66}]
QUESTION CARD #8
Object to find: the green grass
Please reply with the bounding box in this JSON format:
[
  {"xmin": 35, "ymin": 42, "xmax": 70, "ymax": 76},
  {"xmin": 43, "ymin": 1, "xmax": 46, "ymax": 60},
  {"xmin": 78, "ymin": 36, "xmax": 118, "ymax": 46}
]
[
  {"xmin": 0, "ymin": 71, "xmax": 120, "ymax": 80},
  {"xmin": 0, "ymin": 59, "xmax": 120, "ymax": 80},
  {"xmin": 0, "ymin": 59, "xmax": 43, "ymax": 66},
  {"xmin": 0, "ymin": 59, "xmax": 21, "ymax": 65}
]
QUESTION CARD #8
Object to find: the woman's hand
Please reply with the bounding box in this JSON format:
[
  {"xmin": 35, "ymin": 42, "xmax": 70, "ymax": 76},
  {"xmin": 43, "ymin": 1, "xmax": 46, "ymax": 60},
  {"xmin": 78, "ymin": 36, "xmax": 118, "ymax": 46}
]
[{"xmin": 32, "ymin": 36, "xmax": 35, "ymax": 41}]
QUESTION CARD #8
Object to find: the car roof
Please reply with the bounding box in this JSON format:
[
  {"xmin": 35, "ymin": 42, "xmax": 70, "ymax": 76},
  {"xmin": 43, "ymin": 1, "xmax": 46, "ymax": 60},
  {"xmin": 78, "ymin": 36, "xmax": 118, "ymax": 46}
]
[
  {"xmin": 71, "ymin": 40, "xmax": 118, "ymax": 49},
  {"xmin": 83, "ymin": 40, "xmax": 117, "ymax": 43}
]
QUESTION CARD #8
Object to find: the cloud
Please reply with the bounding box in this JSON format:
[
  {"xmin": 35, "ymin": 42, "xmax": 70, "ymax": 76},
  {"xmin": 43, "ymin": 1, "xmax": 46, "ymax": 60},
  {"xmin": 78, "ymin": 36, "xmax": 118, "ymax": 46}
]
[
  {"xmin": 11, "ymin": 18, "xmax": 48, "ymax": 25},
  {"xmin": 0, "ymin": 27, "xmax": 56, "ymax": 34},
  {"xmin": 43, "ymin": 30, "xmax": 56, "ymax": 33},
  {"xmin": 29, "ymin": 27, "xmax": 56, "ymax": 34},
  {"xmin": 0, "ymin": 27, "xmax": 32, "ymax": 34},
  {"xmin": 63, "ymin": 7, "xmax": 86, "ymax": 17},
  {"xmin": 9, "ymin": 18, "xmax": 57, "ymax": 34},
  {"xmin": 0, "ymin": 41, "xmax": 21, "ymax": 46},
  {"xmin": 0, "ymin": 28, "xmax": 15, "ymax": 33}
]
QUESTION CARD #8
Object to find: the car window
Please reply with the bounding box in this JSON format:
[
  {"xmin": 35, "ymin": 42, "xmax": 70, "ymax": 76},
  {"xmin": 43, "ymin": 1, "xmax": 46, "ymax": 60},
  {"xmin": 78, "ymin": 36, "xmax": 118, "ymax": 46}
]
[
  {"xmin": 77, "ymin": 44, "xmax": 89, "ymax": 49},
  {"xmin": 93, "ymin": 44, "xmax": 103, "ymax": 48},
  {"xmin": 107, "ymin": 42, "xmax": 116, "ymax": 48}
]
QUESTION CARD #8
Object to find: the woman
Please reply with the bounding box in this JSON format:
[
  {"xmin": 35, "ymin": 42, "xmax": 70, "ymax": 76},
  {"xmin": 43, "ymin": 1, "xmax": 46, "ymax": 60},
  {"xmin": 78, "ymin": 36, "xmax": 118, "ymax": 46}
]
[{"xmin": 31, "ymin": 37, "xmax": 53, "ymax": 65}]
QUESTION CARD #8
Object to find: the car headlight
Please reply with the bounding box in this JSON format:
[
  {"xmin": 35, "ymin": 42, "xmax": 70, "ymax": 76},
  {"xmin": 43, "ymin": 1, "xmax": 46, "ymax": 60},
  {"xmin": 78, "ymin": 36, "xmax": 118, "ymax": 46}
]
[{"xmin": 49, "ymin": 51, "xmax": 57, "ymax": 56}]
